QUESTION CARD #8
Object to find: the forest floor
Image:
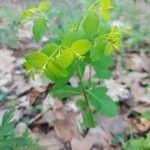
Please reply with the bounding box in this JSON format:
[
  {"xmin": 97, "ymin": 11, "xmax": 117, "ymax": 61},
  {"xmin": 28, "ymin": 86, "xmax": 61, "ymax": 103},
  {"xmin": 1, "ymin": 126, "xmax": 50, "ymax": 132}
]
[{"xmin": 0, "ymin": 0, "xmax": 150, "ymax": 150}]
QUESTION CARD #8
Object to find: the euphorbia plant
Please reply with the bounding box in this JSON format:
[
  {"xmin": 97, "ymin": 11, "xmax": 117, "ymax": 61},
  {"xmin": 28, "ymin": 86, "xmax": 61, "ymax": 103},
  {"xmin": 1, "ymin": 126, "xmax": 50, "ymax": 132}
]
[{"xmin": 24, "ymin": 0, "xmax": 123, "ymax": 128}]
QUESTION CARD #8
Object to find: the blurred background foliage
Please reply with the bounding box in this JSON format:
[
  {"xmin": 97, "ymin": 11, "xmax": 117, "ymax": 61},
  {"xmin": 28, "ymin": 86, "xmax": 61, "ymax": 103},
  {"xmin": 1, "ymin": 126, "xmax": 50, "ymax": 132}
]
[
  {"xmin": 0, "ymin": 6, "xmax": 21, "ymax": 48},
  {"xmin": 0, "ymin": 0, "xmax": 149, "ymax": 51},
  {"xmin": 114, "ymin": 0, "xmax": 150, "ymax": 51}
]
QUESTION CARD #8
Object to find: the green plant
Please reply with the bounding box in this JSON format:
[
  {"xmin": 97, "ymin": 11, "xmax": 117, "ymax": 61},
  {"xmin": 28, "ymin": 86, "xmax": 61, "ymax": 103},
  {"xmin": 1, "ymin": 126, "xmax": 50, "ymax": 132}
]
[
  {"xmin": 0, "ymin": 111, "xmax": 40, "ymax": 150},
  {"xmin": 125, "ymin": 133, "xmax": 150, "ymax": 150},
  {"xmin": 24, "ymin": 0, "xmax": 123, "ymax": 128}
]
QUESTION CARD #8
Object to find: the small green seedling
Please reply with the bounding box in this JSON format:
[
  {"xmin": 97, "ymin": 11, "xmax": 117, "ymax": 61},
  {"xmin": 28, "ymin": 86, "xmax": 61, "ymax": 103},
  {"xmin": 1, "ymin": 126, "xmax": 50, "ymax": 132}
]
[{"xmin": 0, "ymin": 111, "xmax": 40, "ymax": 150}]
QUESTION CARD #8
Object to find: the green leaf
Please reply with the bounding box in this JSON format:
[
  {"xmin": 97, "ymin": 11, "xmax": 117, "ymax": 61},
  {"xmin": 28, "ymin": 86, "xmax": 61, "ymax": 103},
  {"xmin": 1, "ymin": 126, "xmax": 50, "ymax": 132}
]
[
  {"xmin": 83, "ymin": 11, "xmax": 99, "ymax": 37},
  {"xmin": 95, "ymin": 35, "xmax": 106, "ymax": 47},
  {"xmin": 90, "ymin": 46, "xmax": 102, "ymax": 62},
  {"xmin": 24, "ymin": 61, "xmax": 35, "ymax": 79},
  {"xmin": 47, "ymin": 58, "xmax": 68, "ymax": 77},
  {"xmin": 95, "ymin": 55, "xmax": 114, "ymax": 69},
  {"xmin": 81, "ymin": 108, "xmax": 96, "ymax": 128},
  {"xmin": 51, "ymin": 85, "xmax": 81, "ymax": 99},
  {"xmin": 104, "ymin": 43, "xmax": 113, "ymax": 55},
  {"xmin": 93, "ymin": 56, "xmax": 113, "ymax": 79},
  {"xmin": 71, "ymin": 39, "xmax": 92, "ymax": 55},
  {"xmin": 76, "ymin": 100, "xmax": 87, "ymax": 110},
  {"xmin": 87, "ymin": 87, "xmax": 107, "ymax": 110},
  {"xmin": 100, "ymin": 94, "xmax": 119, "ymax": 116},
  {"xmin": 41, "ymin": 43, "xmax": 58, "ymax": 57},
  {"xmin": 23, "ymin": 7, "xmax": 38, "ymax": 21},
  {"xmin": 77, "ymin": 60, "xmax": 87, "ymax": 77},
  {"xmin": 38, "ymin": 2, "xmax": 50, "ymax": 11},
  {"xmin": 0, "ymin": 111, "xmax": 40, "ymax": 150},
  {"xmin": 99, "ymin": 21, "xmax": 111, "ymax": 35},
  {"xmin": 23, "ymin": 9, "xmax": 34, "ymax": 21},
  {"xmin": 62, "ymin": 32, "xmax": 84, "ymax": 47},
  {"xmin": 1, "ymin": 111, "xmax": 13, "ymax": 126},
  {"xmin": 51, "ymin": 61, "xmax": 77, "ymax": 87},
  {"xmin": 96, "ymin": 69, "xmax": 112, "ymax": 79},
  {"xmin": 56, "ymin": 48, "xmax": 75, "ymax": 68},
  {"xmin": 44, "ymin": 69, "xmax": 57, "ymax": 81},
  {"xmin": 98, "ymin": 56, "xmax": 114, "ymax": 69},
  {"xmin": 90, "ymin": 34, "xmax": 108, "ymax": 61},
  {"xmin": 25, "ymin": 52, "xmax": 49, "ymax": 69},
  {"xmin": 87, "ymin": 87, "xmax": 118, "ymax": 117},
  {"xmin": 33, "ymin": 18, "xmax": 47, "ymax": 42},
  {"xmin": 142, "ymin": 110, "xmax": 150, "ymax": 120}
]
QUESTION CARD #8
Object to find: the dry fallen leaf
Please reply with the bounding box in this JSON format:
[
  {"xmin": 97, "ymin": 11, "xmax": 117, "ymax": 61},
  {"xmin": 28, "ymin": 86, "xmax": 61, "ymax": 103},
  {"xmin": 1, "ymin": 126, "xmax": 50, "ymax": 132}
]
[
  {"xmin": 140, "ymin": 51, "xmax": 150, "ymax": 73},
  {"xmin": 32, "ymin": 130, "xmax": 64, "ymax": 150},
  {"xmin": 54, "ymin": 107, "xmax": 81, "ymax": 142},
  {"xmin": 42, "ymin": 95, "xmax": 63, "ymax": 111},
  {"xmin": 124, "ymin": 52, "xmax": 150, "ymax": 72},
  {"xmin": 0, "ymin": 48, "xmax": 15, "ymax": 74},
  {"xmin": 27, "ymin": 84, "xmax": 52, "ymax": 106},
  {"xmin": 71, "ymin": 127, "xmax": 114, "ymax": 150},
  {"xmin": 127, "ymin": 118, "xmax": 150, "ymax": 134},
  {"xmin": 130, "ymin": 82, "xmax": 150, "ymax": 103},
  {"xmin": 0, "ymin": 48, "xmax": 15, "ymax": 87},
  {"xmin": 140, "ymin": 117, "xmax": 150, "ymax": 129},
  {"xmin": 133, "ymin": 104, "xmax": 150, "ymax": 114},
  {"xmin": 14, "ymin": 75, "xmax": 32, "ymax": 96},
  {"xmin": 117, "ymin": 72, "xmax": 148, "ymax": 84},
  {"xmin": 105, "ymin": 79, "xmax": 130, "ymax": 102},
  {"xmin": 116, "ymin": 71, "xmax": 150, "ymax": 103},
  {"xmin": 16, "ymin": 122, "xmax": 27, "ymax": 137},
  {"xmin": 97, "ymin": 116, "xmax": 130, "ymax": 135}
]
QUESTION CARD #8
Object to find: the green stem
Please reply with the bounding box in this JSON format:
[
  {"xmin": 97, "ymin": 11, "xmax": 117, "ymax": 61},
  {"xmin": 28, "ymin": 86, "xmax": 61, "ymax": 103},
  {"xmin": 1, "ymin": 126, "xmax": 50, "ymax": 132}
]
[
  {"xmin": 43, "ymin": 46, "xmax": 61, "ymax": 69},
  {"xmin": 76, "ymin": 0, "xmax": 100, "ymax": 110},
  {"xmin": 88, "ymin": 65, "xmax": 92, "ymax": 87},
  {"xmin": 77, "ymin": 63, "xmax": 90, "ymax": 109},
  {"xmin": 76, "ymin": 0, "xmax": 99, "ymax": 31},
  {"xmin": 35, "ymin": 9, "xmax": 53, "ymax": 24}
]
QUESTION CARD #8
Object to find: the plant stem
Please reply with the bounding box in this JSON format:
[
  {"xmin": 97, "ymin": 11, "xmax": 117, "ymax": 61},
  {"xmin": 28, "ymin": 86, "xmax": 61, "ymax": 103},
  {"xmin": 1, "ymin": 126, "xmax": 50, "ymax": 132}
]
[
  {"xmin": 88, "ymin": 65, "xmax": 92, "ymax": 86},
  {"xmin": 76, "ymin": 0, "xmax": 99, "ymax": 31},
  {"xmin": 77, "ymin": 64, "xmax": 90, "ymax": 108},
  {"xmin": 76, "ymin": 0, "xmax": 99, "ymax": 111},
  {"xmin": 42, "ymin": 47, "xmax": 61, "ymax": 71}
]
